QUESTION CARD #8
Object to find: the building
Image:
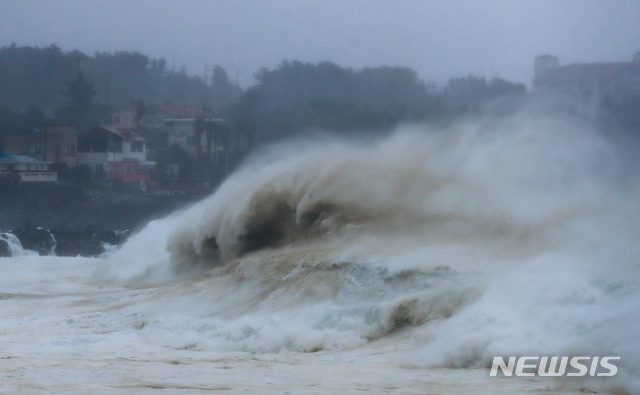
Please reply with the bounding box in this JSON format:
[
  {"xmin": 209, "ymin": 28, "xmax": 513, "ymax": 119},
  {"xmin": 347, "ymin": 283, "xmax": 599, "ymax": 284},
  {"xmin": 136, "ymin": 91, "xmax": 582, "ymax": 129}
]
[
  {"xmin": 111, "ymin": 106, "xmax": 138, "ymax": 129},
  {"xmin": 147, "ymin": 104, "xmax": 213, "ymax": 128},
  {"xmin": 77, "ymin": 125, "xmax": 155, "ymax": 185},
  {"xmin": 0, "ymin": 153, "xmax": 57, "ymax": 183},
  {"xmin": 533, "ymin": 52, "xmax": 640, "ymax": 103},
  {"xmin": 164, "ymin": 118, "xmax": 224, "ymax": 159},
  {"xmin": 112, "ymin": 103, "xmax": 214, "ymax": 130},
  {"xmin": 0, "ymin": 124, "xmax": 77, "ymax": 167}
]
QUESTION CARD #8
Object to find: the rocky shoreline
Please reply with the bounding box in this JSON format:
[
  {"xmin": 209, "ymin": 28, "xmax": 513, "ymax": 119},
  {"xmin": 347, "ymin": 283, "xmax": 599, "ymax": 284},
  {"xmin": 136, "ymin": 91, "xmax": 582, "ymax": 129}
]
[
  {"xmin": 0, "ymin": 227, "xmax": 129, "ymax": 257},
  {"xmin": 0, "ymin": 183, "xmax": 210, "ymax": 257}
]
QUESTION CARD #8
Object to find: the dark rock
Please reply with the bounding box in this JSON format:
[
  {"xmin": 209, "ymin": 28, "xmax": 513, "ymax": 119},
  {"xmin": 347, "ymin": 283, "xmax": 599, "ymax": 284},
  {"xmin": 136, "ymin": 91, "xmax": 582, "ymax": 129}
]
[
  {"xmin": 54, "ymin": 240, "xmax": 106, "ymax": 257},
  {"xmin": 53, "ymin": 240, "xmax": 74, "ymax": 257},
  {"xmin": 115, "ymin": 229, "xmax": 130, "ymax": 245},
  {"xmin": 43, "ymin": 241, "xmax": 56, "ymax": 253},
  {"xmin": 11, "ymin": 227, "xmax": 53, "ymax": 251},
  {"xmin": 51, "ymin": 228, "xmax": 74, "ymax": 243},
  {"xmin": 95, "ymin": 229, "xmax": 118, "ymax": 245},
  {"xmin": 3, "ymin": 225, "xmax": 128, "ymax": 256},
  {"xmin": 0, "ymin": 239, "xmax": 10, "ymax": 257},
  {"xmin": 51, "ymin": 228, "xmax": 120, "ymax": 245},
  {"xmin": 77, "ymin": 240, "xmax": 106, "ymax": 257}
]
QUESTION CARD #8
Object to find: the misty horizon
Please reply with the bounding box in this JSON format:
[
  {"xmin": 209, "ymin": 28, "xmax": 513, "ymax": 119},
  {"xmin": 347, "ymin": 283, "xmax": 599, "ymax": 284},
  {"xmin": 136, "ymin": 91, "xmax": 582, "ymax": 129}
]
[
  {"xmin": 2, "ymin": 3, "xmax": 640, "ymax": 394},
  {"xmin": 2, "ymin": 0, "xmax": 640, "ymax": 89}
]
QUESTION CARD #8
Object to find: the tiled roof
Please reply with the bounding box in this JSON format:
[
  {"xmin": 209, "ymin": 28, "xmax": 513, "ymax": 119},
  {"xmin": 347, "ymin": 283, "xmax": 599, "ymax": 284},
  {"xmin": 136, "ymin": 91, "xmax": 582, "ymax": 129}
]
[
  {"xmin": 0, "ymin": 155, "xmax": 45, "ymax": 163},
  {"xmin": 95, "ymin": 125, "xmax": 145, "ymax": 142}
]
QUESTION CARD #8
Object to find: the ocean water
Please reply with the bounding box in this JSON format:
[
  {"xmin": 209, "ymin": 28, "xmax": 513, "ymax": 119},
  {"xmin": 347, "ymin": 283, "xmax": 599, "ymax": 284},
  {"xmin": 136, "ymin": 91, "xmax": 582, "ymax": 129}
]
[{"xmin": 2, "ymin": 109, "xmax": 639, "ymax": 394}]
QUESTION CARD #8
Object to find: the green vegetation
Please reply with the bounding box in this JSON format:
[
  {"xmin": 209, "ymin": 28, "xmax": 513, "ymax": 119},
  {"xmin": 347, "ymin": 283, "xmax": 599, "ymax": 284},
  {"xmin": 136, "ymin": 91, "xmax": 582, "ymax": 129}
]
[{"xmin": 0, "ymin": 44, "xmax": 538, "ymax": 147}]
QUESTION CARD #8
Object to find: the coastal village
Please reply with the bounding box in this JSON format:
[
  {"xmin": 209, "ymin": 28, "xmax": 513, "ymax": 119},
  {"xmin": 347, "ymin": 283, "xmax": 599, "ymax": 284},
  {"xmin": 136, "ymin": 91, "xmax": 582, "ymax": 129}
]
[
  {"xmin": 1, "ymin": 49, "xmax": 639, "ymax": 257},
  {"xmin": 1, "ymin": 51, "xmax": 639, "ymax": 192},
  {"xmin": 0, "ymin": 102, "xmax": 235, "ymax": 193}
]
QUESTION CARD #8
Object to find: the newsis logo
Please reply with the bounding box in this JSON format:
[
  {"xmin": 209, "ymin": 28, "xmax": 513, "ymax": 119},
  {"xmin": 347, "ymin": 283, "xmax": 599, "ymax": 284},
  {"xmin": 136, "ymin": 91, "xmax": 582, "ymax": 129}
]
[{"xmin": 490, "ymin": 356, "xmax": 621, "ymax": 377}]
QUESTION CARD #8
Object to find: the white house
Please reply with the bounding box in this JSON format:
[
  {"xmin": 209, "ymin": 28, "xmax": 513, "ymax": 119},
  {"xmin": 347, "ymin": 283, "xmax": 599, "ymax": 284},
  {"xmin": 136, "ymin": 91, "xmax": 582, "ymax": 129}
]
[
  {"xmin": 77, "ymin": 125, "xmax": 154, "ymax": 184},
  {"xmin": 0, "ymin": 154, "xmax": 57, "ymax": 183}
]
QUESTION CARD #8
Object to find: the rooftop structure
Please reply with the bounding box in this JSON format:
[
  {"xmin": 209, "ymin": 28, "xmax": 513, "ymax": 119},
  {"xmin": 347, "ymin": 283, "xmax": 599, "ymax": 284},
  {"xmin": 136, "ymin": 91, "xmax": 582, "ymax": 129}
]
[{"xmin": 0, "ymin": 153, "xmax": 57, "ymax": 183}]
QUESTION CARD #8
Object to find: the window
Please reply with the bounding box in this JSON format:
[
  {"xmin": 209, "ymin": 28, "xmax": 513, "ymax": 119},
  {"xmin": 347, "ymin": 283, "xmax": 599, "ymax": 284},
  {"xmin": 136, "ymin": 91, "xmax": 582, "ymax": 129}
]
[
  {"xmin": 62, "ymin": 145, "xmax": 77, "ymax": 156},
  {"xmin": 96, "ymin": 164, "xmax": 104, "ymax": 172},
  {"xmin": 37, "ymin": 146, "xmax": 44, "ymax": 154},
  {"xmin": 131, "ymin": 141, "xmax": 143, "ymax": 152}
]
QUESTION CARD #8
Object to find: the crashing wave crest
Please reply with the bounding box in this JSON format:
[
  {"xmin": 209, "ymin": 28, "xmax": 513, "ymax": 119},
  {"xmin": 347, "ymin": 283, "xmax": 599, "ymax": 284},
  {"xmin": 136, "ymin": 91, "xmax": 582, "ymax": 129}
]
[{"xmin": 97, "ymin": 107, "xmax": 640, "ymax": 392}]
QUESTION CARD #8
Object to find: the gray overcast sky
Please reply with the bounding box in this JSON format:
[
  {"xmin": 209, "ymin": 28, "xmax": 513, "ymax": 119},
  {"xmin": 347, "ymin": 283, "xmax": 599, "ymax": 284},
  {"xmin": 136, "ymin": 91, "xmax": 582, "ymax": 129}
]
[{"xmin": 1, "ymin": 0, "xmax": 639, "ymax": 88}]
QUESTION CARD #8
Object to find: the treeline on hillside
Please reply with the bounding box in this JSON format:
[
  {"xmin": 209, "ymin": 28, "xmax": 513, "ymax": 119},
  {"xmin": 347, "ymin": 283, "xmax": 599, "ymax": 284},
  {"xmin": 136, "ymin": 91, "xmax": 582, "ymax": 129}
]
[
  {"xmin": 444, "ymin": 75, "xmax": 527, "ymax": 110},
  {"xmin": 224, "ymin": 60, "xmax": 443, "ymax": 143},
  {"xmin": 225, "ymin": 61, "xmax": 531, "ymax": 143},
  {"xmin": 1, "ymin": 44, "xmax": 535, "ymax": 147},
  {"xmin": 0, "ymin": 44, "xmax": 242, "ymax": 116}
]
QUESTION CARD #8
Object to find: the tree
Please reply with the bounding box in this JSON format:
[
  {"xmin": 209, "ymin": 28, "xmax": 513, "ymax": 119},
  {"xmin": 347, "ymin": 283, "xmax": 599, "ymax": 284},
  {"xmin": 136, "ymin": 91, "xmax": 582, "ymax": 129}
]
[
  {"xmin": 0, "ymin": 105, "xmax": 21, "ymax": 136},
  {"xmin": 211, "ymin": 66, "xmax": 243, "ymax": 110},
  {"xmin": 444, "ymin": 75, "xmax": 526, "ymax": 111},
  {"xmin": 0, "ymin": 45, "xmax": 243, "ymax": 117},
  {"xmin": 58, "ymin": 65, "xmax": 97, "ymax": 128},
  {"xmin": 134, "ymin": 98, "xmax": 146, "ymax": 129}
]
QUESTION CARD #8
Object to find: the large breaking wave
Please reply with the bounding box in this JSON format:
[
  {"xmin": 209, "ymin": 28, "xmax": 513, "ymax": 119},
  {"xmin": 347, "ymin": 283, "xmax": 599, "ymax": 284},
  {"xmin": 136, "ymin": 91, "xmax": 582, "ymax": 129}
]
[{"xmin": 96, "ymin": 106, "xmax": 640, "ymax": 392}]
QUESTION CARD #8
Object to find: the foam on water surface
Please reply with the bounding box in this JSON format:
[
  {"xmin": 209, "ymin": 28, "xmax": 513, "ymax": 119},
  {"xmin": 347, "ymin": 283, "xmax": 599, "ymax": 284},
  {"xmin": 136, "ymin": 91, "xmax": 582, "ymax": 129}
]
[{"xmin": 3, "ymin": 108, "xmax": 639, "ymax": 393}]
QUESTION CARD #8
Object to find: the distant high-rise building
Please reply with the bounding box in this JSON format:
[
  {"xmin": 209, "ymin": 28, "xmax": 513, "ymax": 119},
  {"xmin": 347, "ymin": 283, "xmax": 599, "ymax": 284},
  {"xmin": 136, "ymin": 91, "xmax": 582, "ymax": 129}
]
[
  {"xmin": 534, "ymin": 55, "xmax": 560, "ymax": 84},
  {"xmin": 533, "ymin": 52, "xmax": 640, "ymax": 103}
]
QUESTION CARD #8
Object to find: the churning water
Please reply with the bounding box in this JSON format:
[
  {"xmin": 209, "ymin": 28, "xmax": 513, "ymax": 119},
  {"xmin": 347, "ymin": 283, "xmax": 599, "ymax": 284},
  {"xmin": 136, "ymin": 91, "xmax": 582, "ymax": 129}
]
[{"xmin": 2, "ymin": 107, "xmax": 639, "ymax": 394}]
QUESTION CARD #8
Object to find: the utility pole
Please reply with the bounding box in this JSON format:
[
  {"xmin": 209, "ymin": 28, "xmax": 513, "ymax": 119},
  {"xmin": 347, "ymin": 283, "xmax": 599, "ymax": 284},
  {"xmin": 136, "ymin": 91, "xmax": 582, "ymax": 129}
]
[{"xmin": 42, "ymin": 86, "xmax": 48, "ymax": 161}]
